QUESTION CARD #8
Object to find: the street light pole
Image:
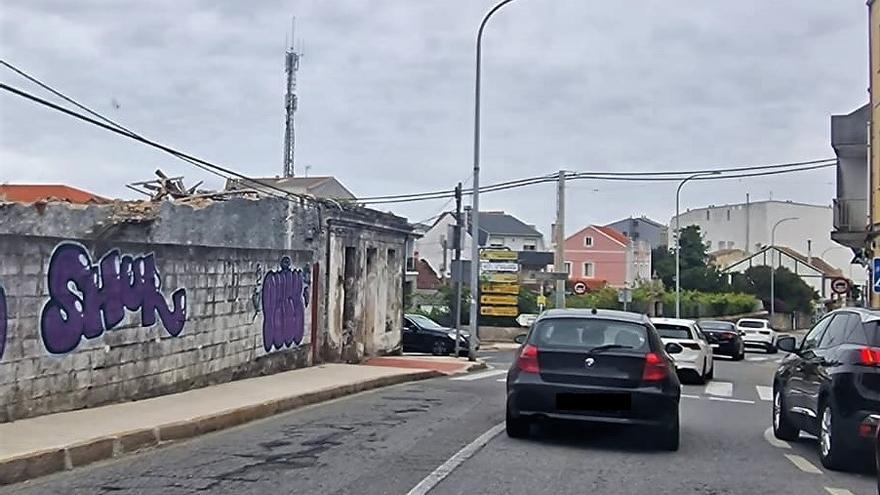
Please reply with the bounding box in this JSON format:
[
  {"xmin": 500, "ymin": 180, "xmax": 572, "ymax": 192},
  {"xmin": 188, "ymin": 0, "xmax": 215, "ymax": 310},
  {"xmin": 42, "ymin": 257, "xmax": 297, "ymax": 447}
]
[
  {"xmin": 469, "ymin": 0, "xmax": 518, "ymax": 362},
  {"xmin": 674, "ymin": 171, "xmax": 720, "ymax": 318},
  {"xmin": 770, "ymin": 217, "xmax": 799, "ymax": 320}
]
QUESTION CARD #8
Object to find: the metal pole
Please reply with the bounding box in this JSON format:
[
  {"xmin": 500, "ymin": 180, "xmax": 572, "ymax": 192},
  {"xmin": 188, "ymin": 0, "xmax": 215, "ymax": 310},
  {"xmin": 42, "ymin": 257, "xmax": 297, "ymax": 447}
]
[
  {"xmin": 554, "ymin": 170, "xmax": 566, "ymax": 309},
  {"xmin": 770, "ymin": 217, "xmax": 798, "ymax": 320},
  {"xmin": 675, "ymin": 171, "xmax": 719, "ymax": 318},
  {"xmin": 453, "ymin": 183, "xmax": 463, "ymax": 356},
  {"xmin": 469, "ymin": 0, "xmax": 518, "ymax": 362}
]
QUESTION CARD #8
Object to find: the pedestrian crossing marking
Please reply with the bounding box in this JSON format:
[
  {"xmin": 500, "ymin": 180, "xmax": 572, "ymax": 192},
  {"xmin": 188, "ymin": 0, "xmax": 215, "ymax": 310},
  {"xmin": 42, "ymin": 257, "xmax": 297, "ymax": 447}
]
[
  {"xmin": 704, "ymin": 381, "xmax": 733, "ymax": 397},
  {"xmin": 451, "ymin": 369, "xmax": 507, "ymax": 381},
  {"xmin": 756, "ymin": 386, "xmax": 772, "ymax": 401}
]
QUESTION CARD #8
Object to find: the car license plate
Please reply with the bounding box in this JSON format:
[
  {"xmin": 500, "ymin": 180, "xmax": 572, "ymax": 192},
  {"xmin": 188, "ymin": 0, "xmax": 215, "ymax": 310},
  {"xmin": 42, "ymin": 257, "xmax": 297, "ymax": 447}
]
[{"xmin": 556, "ymin": 393, "xmax": 631, "ymax": 412}]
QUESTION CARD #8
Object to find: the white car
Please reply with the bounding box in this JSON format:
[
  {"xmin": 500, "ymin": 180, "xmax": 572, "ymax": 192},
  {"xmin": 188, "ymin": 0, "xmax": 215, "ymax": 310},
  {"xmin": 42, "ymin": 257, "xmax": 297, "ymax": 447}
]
[
  {"xmin": 650, "ymin": 317, "xmax": 714, "ymax": 384},
  {"xmin": 735, "ymin": 318, "xmax": 777, "ymax": 354}
]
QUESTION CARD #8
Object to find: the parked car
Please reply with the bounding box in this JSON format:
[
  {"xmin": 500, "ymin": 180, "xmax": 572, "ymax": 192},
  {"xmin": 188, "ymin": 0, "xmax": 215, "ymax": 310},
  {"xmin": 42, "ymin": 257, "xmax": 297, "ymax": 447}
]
[
  {"xmin": 773, "ymin": 308, "xmax": 880, "ymax": 470},
  {"xmin": 698, "ymin": 320, "xmax": 746, "ymax": 360},
  {"xmin": 736, "ymin": 318, "xmax": 778, "ymax": 353},
  {"xmin": 651, "ymin": 317, "xmax": 714, "ymax": 384},
  {"xmin": 402, "ymin": 314, "xmax": 475, "ymax": 355},
  {"xmin": 506, "ymin": 309, "xmax": 683, "ymax": 450},
  {"xmin": 876, "ymin": 426, "xmax": 880, "ymax": 492}
]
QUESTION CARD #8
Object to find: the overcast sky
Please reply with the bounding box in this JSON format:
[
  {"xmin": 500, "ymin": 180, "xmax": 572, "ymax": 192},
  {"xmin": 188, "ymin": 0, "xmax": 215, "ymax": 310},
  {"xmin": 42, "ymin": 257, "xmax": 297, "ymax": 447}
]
[{"xmin": 0, "ymin": 0, "xmax": 868, "ymax": 238}]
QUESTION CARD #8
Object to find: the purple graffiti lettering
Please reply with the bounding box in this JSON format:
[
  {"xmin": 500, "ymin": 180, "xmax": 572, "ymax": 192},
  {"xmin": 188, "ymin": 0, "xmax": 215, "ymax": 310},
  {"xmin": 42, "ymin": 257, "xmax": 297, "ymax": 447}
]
[
  {"xmin": 261, "ymin": 257, "xmax": 307, "ymax": 352},
  {"xmin": 40, "ymin": 242, "xmax": 186, "ymax": 354},
  {"xmin": 0, "ymin": 285, "xmax": 6, "ymax": 361}
]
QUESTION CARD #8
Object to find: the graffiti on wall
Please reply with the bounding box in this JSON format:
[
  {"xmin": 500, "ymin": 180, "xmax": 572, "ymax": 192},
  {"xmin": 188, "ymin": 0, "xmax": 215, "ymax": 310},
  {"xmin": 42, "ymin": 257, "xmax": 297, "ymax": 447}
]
[
  {"xmin": 260, "ymin": 256, "xmax": 310, "ymax": 352},
  {"xmin": 0, "ymin": 284, "xmax": 6, "ymax": 361},
  {"xmin": 40, "ymin": 242, "xmax": 187, "ymax": 354}
]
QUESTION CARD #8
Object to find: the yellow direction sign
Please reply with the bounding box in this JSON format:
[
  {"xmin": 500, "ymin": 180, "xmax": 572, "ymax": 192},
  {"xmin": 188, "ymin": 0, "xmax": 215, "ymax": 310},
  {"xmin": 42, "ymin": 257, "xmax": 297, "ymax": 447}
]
[
  {"xmin": 481, "ymin": 273, "xmax": 518, "ymax": 283},
  {"xmin": 480, "ymin": 249, "xmax": 518, "ymax": 261},
  {"xmin": 482, "ymin": 283, "xmax": 520, "ymax": 295},
  {"xmin": 537, "ymin": 295, "xmax": 548, "ymax": 306},
  {"xmin": 480, "ymin": 294, "xmax": 518, "ymax": 306},
  {"xmin": 481, "ymin": 305, "xmax": 519, "ymax": 317}
]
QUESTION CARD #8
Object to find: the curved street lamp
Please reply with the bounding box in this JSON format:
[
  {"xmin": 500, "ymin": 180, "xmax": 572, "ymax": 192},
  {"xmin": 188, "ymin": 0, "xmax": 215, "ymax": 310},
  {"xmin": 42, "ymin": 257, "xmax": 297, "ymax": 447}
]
[
  {"xmin": 770, "ymin": 217, "xmax": 799, "ymax": 319},
  {"xmin": 674, "ymin": 171, "xmax": 720, "ymax": 318},
  {"xmin": 468, "ymin": 0, "xmax": 519, "ymax": 361}
]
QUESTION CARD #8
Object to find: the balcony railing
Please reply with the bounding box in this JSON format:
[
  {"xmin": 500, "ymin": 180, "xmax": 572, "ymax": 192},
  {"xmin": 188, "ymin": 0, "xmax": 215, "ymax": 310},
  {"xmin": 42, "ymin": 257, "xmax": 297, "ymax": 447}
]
[{"xmin": 833, "ymin": 198, "xmax": 868, "ymax": 232}]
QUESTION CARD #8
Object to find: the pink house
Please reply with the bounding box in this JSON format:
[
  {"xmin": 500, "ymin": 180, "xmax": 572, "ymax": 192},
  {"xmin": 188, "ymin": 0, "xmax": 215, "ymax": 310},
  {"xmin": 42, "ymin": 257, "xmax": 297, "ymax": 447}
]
[{"xmin": 563, "ymin": 225, "xmax": 650, "ymax": 289}]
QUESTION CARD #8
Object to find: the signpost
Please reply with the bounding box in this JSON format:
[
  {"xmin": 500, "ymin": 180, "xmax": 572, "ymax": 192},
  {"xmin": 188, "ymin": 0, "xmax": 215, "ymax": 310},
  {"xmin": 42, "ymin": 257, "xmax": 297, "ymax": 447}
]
[
  {"xmin": 479, "ymin": 249, "xmax": 520, "ymax": 319},
  {"xmin": 830, "ymin": 277, "xmax": 850, "ymax": 296},
  {"xmin": 572, "ymin": 281, "xmax": 588, "ymax": 295},
  {"xmin": 516, "ymin": 313, "xmax": 537, "ymax": 327},
  {"xmin": 618, "ymin": 288, "xmax": 633, "ymax": 311},
  {"xmin": 873, "ymin": 258, "xmax": 880, "ymax": 295}
]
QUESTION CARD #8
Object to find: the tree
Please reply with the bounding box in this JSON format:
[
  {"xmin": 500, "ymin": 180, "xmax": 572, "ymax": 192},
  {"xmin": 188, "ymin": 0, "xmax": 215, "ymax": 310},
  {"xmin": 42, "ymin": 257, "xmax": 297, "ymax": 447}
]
[
  {"xmin": 730, "ymin": 266, "xmax": 817, "ymax": 313},
  {"xmin": 652, "ymin": 225, "xmax": 729, "ymax": 293}
]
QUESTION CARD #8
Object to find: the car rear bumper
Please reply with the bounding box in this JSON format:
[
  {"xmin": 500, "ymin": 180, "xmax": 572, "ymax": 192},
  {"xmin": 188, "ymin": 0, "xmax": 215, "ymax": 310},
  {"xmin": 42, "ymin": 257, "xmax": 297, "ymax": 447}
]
[
  {"xmin": 507, "ymin": 375, "xmax": 679, "ymax": 427},
  {"xmin": 710, "ymin": 341, "xmax": 740, "ymax": 356}
]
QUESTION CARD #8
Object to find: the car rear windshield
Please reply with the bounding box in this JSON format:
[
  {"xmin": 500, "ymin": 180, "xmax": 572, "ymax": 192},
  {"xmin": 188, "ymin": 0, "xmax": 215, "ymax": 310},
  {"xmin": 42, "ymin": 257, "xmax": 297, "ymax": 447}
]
[
  {"xmin": 862, "ymin": 321, "xmax": 880, "ymax": 346},
  {"xmin": 529, "ymin": 318, "xmax": 649, "ymax": 351},
  {"xmin": 738, "ymin": 320, "xmax": 766, "ymax": 328},
  {"xmin": 653, "ymin": 324, "xmax": 691, "ymax": 340},
  {"xmin": 699, "ymin": 321, "xmax": 735, "ymax": 331}
]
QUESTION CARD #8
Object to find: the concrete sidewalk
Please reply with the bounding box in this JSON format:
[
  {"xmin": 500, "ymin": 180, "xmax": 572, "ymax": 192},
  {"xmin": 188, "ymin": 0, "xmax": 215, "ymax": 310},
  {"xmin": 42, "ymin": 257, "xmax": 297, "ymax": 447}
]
[{"xmin": 0, "ymin": 359, "xmax": 481, "ymax": 485}]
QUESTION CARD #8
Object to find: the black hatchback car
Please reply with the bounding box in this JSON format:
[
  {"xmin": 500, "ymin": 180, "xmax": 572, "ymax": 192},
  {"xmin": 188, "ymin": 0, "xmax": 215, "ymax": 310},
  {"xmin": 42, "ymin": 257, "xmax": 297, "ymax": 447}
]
[
  {"xmin": 506, "ymin": 309, "xmax": 683, "ymax": 450},
  {"xmin": 402, "ymin": 314, "xmax": 474, "ymax": 355},
  {"xmin": 773, "ymin": 308, "xmax": 880, "ymax": 470},
  {"xmin": 698, "ymin": 320, "xmax": 745, "ymax": 360}
]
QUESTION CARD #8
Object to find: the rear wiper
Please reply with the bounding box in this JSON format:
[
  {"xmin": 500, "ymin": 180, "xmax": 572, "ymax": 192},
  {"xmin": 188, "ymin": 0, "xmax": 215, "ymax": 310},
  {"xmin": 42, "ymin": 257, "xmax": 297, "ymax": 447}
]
[{"xmin": 585, "ymin": 344, "xmax": 633, "ymax": 356}]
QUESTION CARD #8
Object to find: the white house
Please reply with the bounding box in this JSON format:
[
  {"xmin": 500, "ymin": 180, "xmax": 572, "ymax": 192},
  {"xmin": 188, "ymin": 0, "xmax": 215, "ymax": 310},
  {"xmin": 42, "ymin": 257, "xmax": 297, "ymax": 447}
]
[{"xmin": 668, "ymin": 200, "xmax": 850, "ymax": 273}]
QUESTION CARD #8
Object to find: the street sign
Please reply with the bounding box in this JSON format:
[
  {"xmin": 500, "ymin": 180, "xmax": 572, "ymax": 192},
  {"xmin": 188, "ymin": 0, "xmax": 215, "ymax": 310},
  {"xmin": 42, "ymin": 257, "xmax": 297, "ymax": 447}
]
[
  {"xmin": 874, "ymin": 258, "xmax": 880, "ymax": 294},
  {"xmin": 830, "ymin": 277, "xmax": 850, "ymax": 295},
  {"xmin": 481, "ymin": 305, "xmax": 519, "ymax": 317},
  {"xmin": 480, "ymin": 294, "xmax": 518, "ymax": 306},
  {"xmin": 481, "ymin": 273, "xmax": 518, "ymax": 283},
  {"xmin": 480, "ymin": 249, "xmax": 518, "ymax": 261},
  {"xmin": 516, "ymin": 313, "xmax": 537, "ymax": 327},
  {"xmin": 537, "ymin": 295, "xmax": 548, "ymax": 306},
  {"xmin": 482, "ymin": 283, "xmax": 520, "ymax": 295},
  {"xmin": 480, "ymin": 261, "xmax": 519, "ymax": 273},
  {"xmin": 618, "ymin": 288, "xmax": 632, "ymax": 303},
  {"xmin": 572, "ymin": 281, "xmax": 588, "ymax": 295}
]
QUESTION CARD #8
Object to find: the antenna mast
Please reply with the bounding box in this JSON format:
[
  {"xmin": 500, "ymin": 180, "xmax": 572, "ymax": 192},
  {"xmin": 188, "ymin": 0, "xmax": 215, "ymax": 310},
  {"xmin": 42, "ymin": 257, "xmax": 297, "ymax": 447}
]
[{"xmin": 282, "ymin": 17, "xmax": 301, "ymax": 177}]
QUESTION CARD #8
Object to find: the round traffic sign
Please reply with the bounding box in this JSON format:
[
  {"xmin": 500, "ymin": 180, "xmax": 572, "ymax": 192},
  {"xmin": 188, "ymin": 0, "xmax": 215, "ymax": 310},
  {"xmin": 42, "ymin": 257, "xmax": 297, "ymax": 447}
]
[
  {"xmin": 572, "ymin": 281, "xmax": 588, "ymax": 295},
  {"xmin": 830, "ymin": 277, "xmax": 850, "ymax": 295}
]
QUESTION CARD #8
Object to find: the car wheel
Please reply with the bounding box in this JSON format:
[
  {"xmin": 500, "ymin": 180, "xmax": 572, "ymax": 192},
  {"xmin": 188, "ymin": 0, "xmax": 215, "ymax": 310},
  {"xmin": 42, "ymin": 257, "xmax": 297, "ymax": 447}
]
[
  {"xmin": 506, "ymin": 407, "xmax": 530, "ymax": 438},
  {"xmin": 773, "ymin": 388, "xmax": 799, "ymax": 441},
  {"xmin": 706, "ymin": 362, "xmax": 714, "ymax": 380},
  {"xmin": 656, "ymin": 410, "xmax": 680, "ymax": 451},
  {"xmin": 733, "ymin": 345, "xmax": 745, "ymax": 361},
  {"xmin": 819, "ymin": 401, "xmax": 850, "ymax": 470},
  {"xmin": 431, "ymin": 340, "xmax": 449, "ymax": 356}
]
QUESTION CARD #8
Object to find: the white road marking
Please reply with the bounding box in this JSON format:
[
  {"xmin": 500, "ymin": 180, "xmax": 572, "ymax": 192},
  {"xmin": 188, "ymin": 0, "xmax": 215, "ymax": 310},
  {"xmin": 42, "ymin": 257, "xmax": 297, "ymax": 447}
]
[
  {"xmin": 704, "ymin": 381, "xmax": 733, "ymax": 397},
  {"xmin": 756, "ymin": 386, "xmax": 773, "ymax": 401},
  {"xmin": 450, "ymin": 369, "xmax": 507, "ymax": 381},
  {"xmin": 746, "ymin": 356, "xmax": 769, "ymax": 362},
  {"xmin": 763, "ymin": 426, "xmax": 791, "ymax": 449},
  {"xmin": 405, "ymin": 422, "xmax": 505, "ymax": 495},
  {"xmin": 681, "ymin": 394, "xmax": 700, "ymax": 399},
  {"xmin": 784, "ymin": 454, "xmax": 823, "ymax": 474},
  {"xmin": 708, "ymin": 397, "xmax": 754, "ymax": 404},
  {"xmin": 824, "ymin": 488, "xmax": 855, "ymax": 495}
]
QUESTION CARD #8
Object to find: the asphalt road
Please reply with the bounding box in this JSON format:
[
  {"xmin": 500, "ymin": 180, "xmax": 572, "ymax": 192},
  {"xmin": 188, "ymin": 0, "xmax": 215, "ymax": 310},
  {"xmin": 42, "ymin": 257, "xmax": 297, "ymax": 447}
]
[{"xmin": 4, "ymin": 349, "xmax": 877, "ymax": 495}]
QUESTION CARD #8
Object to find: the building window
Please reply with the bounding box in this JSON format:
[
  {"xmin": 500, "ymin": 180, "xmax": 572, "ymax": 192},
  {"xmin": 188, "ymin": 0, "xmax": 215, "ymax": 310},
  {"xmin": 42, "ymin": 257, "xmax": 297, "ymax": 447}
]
[
  {"xmin": 726, "ymin": 209, "xmax": 731, "ymax": 221},
  {"xmin": 706, "ymin": 210, "xmax": 710, "ymax": 220},
  {"xmin": 584, "ymin": 236, "xmax": 593, "ymax": 247},
  {"xmin": 583, "ymin": 262, "xmax": 595, "ymax": 278},
  {"xmin": 523, "ymin": 243, "xmax": 536, "ymax": 251},
  {"xmin": 489, "ymin": 237, "xmax": 504, "ymax": 247},
  {"xmin": 727, "ymin": 241, "xmax": 735, "ymax": 249},
  {"xmin": 564, "ymin": 262, "xmax": 572, "ymax": 275}
]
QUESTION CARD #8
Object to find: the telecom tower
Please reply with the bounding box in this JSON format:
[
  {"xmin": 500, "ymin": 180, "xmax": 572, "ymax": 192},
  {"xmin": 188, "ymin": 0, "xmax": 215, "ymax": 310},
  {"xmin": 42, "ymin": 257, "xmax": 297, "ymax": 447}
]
[{"xmin": 282, "ymin": 18, "xmax": 301, "ymax": 177}]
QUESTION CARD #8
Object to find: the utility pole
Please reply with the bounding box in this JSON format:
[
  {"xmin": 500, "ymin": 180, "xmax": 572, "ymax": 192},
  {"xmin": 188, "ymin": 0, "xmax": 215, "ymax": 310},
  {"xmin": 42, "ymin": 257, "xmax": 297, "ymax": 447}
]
[
  {"xmin": 282, "ymin": 17, "xmax": 301, "ymax": 177},
  {"xmin": 869, "ymin": 1, "xmax": 880, "ymax": 308},
  {"xmin": 554, "ymin": 170, "xmax": 566, "ymax": 308},
  {"xmin": 453, "ymin": 183, "xmax": 464, "ymax": 355}
]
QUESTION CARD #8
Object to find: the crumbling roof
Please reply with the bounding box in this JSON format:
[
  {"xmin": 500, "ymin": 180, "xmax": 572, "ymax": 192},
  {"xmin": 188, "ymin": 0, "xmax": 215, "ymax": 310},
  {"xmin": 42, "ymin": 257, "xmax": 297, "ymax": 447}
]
[
  {"xmin": 0, "ymin": 184, "xmax": 109, "ymax": 204},
  {"xmin": 224, "ymin": 176, "xmax": 356, "ymax": 200}
]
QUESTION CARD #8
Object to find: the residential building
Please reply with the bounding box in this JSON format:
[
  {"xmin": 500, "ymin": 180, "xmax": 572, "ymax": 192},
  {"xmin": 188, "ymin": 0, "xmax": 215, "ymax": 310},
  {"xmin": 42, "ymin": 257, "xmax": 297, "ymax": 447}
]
[
  {"xmin": 668, "ymin": 200, "xmax": 850, "ymax": 273},
  {"xmin": 472, "ymin": 210, "xmax": 546, "ymax": 252},
  {"xmin": 563, "ymin": 225, "xmax": 651, "ymax": 288},
  {"xmin": 721, "ymin": 246, "xmax": 844, "ymax": 300},
  {"xmin": 605, "ymin": 216, "xmax": 667, "ymax": 248},
  {"xmin": 0, "ymin": 184, "xmax": 109, "ymax": 204},
  {"xmin": 225, "ymin": 176, "xmax": 356, "ymax": 200},
  {"xmin": 830, "ymin": 104, "xmax": 869, "ymax": 255}
]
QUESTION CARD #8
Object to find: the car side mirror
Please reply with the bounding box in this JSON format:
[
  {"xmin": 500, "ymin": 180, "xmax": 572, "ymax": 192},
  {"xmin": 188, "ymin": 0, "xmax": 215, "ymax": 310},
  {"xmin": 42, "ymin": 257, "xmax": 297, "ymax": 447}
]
[
  {"xmin": 777, "ymin": 336, "xmax": 797, "ymax": 353},
  {"xmin": 665, "ymin": 342, "xmax": 684, "ymax": 355},
  {"xmin": 514, "ymin": 334, "xmax": 527, "ymax": 345}
]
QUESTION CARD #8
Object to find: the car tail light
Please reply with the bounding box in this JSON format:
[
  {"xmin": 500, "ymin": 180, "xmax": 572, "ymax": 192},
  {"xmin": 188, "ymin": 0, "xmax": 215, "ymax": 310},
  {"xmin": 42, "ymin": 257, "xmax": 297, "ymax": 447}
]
[
  {"xmin": 859, "ymin": 347, "xmax": 880, "ymax": 366},
  {"xmin": 517, "ymin": 344, "xmax": 540, "ymax": 374},
  {"xmin": 642, "ymin": 352, "xmax": 669, "ymax": 382}
]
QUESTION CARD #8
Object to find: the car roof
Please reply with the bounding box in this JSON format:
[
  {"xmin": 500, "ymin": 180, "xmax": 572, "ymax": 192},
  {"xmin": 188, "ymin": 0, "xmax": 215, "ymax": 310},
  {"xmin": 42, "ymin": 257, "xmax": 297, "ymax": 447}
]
[
  {"xmin": 737, "ymin": 318, "xmax": 768, "ymax": 322},
  {"xmin": 699, "ymin": 320, "xmax": 735, "ymax": 326},
  {"xmin": 650, "ymin": 317, "xmax": 696, "ymax": 326},
  {"xmin": 825, "ymin": 307, "xmax": 880, "ymax": 323},
  {"xmin": 536, "ymin": 308, "xmax": 650, "ymax": 324}
]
